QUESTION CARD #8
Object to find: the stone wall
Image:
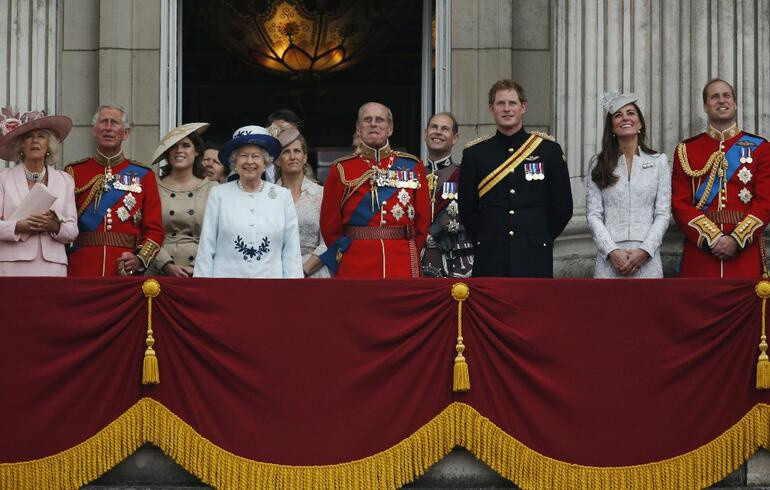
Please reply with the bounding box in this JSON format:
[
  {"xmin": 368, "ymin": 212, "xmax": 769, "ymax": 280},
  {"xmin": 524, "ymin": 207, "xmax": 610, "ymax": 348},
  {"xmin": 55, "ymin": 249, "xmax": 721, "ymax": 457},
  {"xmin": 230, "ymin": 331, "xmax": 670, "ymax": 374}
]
[{"xmin": 60, "ymin": 0, "xmax": 161, "ymax": 166}]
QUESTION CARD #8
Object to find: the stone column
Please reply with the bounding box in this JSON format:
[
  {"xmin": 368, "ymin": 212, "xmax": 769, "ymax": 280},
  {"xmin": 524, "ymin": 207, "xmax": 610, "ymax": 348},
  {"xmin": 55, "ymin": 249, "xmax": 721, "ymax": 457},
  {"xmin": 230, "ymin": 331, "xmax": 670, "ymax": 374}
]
[
  {"xmin": 60, "ymin": 0, "xmax": 162, "ymax": 165},
  {"xmin": 0, "ymin": 0, "xmax": 58, "ymax": 167},
  {"xmin": 450, "ymin": 0, "xmax": 514, "ymax": 162}
]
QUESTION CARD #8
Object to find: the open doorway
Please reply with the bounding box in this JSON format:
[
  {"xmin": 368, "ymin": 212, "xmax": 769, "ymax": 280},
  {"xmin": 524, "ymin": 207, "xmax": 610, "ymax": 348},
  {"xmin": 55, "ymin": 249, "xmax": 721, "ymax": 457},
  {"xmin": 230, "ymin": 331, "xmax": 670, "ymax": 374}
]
[{"xmin": 181, "ymin": 0, "xmax": 429, "ymax": 181}]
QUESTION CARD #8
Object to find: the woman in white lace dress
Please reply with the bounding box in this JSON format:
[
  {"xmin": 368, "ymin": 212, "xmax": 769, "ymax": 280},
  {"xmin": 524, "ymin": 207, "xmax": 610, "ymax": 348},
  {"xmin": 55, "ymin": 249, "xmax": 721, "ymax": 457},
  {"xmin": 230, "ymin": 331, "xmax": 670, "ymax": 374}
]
[
  {"xmin": 275, "ymin": 129, "xmax": 329, "ymax": 278},
  {"xmin": 585, "ymin": 92, "xmax": 671, "ymax": 278}
]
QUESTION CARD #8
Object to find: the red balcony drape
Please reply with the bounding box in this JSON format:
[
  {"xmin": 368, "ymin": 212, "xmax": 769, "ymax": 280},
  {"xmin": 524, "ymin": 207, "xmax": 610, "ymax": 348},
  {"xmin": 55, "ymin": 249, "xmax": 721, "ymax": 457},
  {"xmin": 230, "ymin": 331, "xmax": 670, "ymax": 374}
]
[{"xmin": 1, "ymin": 277, "xmax": 769, "ymax": 489}]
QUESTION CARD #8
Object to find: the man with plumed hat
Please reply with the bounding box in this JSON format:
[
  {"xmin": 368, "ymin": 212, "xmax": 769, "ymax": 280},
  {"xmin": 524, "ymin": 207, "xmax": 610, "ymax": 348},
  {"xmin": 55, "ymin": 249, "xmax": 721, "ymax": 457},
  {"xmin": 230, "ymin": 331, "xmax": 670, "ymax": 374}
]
[
  {"xmin": 458, "ymin": 79, "xmax": 573, "ymax": 277},
  {"xmin": 65, "ymin": 104, "xmax": 164, "ymax": 276},
  {"xmin": 672, "ymin": 78, "xmax": 770, "ymax": 277},
  {"xmin": 319, "ymin": 102, "xmax": 430, "ymax": 277}
]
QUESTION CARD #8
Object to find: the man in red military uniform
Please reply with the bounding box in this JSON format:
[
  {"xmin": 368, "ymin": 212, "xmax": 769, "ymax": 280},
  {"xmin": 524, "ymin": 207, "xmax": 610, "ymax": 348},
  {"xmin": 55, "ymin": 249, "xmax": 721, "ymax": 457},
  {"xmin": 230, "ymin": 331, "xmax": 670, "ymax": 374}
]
[
  {"xmin": 66, "ymin": 105, "xmax": 163, "ymax": 276},
  {"xmin": 320, "ymin": 102, "xmax": 430, "ymax": 277},
  {"xmin": 672, "ymin": 79, "xmax": 770, "ymax": 277}
]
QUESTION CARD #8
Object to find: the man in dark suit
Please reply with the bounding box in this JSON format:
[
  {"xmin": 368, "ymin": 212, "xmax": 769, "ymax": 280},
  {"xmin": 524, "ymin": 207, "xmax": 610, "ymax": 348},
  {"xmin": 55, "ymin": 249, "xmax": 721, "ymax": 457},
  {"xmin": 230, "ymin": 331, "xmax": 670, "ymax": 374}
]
[{"xmin": 458, "ymin": 79, "xmax": 573, "ymax": 277}]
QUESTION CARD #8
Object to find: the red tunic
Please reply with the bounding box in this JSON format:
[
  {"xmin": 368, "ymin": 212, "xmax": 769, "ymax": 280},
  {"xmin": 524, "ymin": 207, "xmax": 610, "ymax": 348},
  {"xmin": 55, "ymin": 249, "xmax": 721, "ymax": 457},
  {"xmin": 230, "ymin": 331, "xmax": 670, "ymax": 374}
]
[
  {"xmin": 65, "ymin": 154, "xmax": 164, "ymax": 277},
  {"xmin": 320, "ymin": 144, "xmax": 430, "ymax": 278},
  {"xmin": 671, "ymin": 127, "xmax": 770, "ymax": 277}
]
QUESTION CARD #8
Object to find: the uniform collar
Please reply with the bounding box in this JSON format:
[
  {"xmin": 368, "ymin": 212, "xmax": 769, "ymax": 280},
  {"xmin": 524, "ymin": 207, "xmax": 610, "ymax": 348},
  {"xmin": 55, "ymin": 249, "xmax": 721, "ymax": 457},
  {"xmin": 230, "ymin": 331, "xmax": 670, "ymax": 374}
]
[
  {"xmin": 95, "ymin": 150, "xmax": 126, "ymax": 167},
  {"xmin": 706, "ymin": 123, "xmax": 739, "ymax": 142},
  {"xmin": 427, "ymin": 154, "xmax": 452, "ymax": 171},
  {"xmin": 495, "ymin": 127, "xmax": 528, "ymax": 145},
  {"xmin": 359, "ymin": 141, "xmax": 392, "ymax": 161}
]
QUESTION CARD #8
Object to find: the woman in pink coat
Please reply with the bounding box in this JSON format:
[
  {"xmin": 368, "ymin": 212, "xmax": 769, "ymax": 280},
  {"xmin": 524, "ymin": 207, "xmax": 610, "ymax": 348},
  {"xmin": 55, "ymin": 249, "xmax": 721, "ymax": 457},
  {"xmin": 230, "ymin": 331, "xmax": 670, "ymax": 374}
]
[{"xmin": 0, "ymin": 108, "xmax": 78, "ymax": 276}]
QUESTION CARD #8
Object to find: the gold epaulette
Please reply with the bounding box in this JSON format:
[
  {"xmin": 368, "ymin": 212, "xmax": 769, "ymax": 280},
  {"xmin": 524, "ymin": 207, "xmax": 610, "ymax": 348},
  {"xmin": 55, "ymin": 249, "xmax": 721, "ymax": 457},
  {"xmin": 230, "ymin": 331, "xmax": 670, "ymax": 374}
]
[
  {"xmin": 464, "ymin": 134, "xmax": 492, "ymax": 149},
  {"xmin": 65, "ymin": 157, "xmax": 89, "ymax": 168},
  {"xmin": 732, "ymin": 214, "xmax": 764, "ymax": 248},
  {"xmin": 130, "ymin": 159, "xmax": 150, "ymax": 168},
  {"xmin": 688, "ymin": 215, "xmax": 723, "ymax": 248},
  {"xmin": 332, "ymin": 153, "xmax": 358, "ymax": 166},
  {"xmin": 64, "ymin": 157, "xmax": 89, "ymax": 178},
  {"xmin": 531, "ymin": 130, "xmax": 556, "ymax": 142},
  {"xmin": 393, "ymin": 151, "xmax": 420, "ymax": 162}
]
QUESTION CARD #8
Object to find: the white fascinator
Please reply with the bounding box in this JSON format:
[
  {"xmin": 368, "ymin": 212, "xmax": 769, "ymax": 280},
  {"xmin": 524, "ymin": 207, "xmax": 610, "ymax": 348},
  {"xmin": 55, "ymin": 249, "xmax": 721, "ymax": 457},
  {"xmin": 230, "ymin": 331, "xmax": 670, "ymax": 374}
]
[{"xmin": 601, "ymin": 91, "xmax": 638, "ymax": 114}]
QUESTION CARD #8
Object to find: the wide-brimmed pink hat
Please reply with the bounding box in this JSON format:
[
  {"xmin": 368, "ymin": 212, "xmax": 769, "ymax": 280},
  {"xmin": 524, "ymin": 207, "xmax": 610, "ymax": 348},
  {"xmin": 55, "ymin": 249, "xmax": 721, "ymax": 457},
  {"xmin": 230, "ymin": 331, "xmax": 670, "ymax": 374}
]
[{"xmin": 0, "ymin": 106, "xmax": 72, "ymax": 161}]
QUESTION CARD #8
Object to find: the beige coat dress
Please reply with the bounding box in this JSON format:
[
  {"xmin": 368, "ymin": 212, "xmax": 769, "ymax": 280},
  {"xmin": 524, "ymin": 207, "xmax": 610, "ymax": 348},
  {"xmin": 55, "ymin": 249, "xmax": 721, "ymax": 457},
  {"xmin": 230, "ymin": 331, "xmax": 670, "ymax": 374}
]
[{"xmin": 148, "ymin": 177, "xmax": 217, "ymax": 274}]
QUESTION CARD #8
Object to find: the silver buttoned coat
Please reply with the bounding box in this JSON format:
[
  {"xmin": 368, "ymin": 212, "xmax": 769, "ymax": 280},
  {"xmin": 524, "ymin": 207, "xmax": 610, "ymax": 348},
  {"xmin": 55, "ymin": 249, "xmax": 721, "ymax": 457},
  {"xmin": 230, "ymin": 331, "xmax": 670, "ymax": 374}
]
[{"xmin": 585, "ymin": 151, "xmax": 671, "ymax": 277}]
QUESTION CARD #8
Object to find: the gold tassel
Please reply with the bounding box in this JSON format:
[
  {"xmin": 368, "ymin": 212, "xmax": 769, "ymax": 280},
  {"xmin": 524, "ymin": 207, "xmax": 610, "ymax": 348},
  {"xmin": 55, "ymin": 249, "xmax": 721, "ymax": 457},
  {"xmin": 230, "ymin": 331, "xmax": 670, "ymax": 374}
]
[
  {"xmin": 451, "ymin": 282, "xmax": 470, "ymax": 392},
  {"xmin": 142, "ymin": 279, "xmax": 161, "ymax": 385},
  {"xmin": 755, "ymin": 281, "xmax": 770, "ymax": 389}
]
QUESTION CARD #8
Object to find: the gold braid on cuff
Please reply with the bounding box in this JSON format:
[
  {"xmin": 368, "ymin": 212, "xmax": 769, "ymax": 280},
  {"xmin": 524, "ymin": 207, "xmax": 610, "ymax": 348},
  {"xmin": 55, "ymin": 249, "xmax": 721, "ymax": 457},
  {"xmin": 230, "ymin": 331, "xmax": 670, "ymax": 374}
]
[
  {"xmin": 136, "ymin": 239, "xmax": 161, "ymax": 269},
  {"xmin": 688, "ymin": 215, "xmax": 723, "ymax": 248},
  {"xmin": 732, "ymin": 214, "xmax": 764, "ymax": 248}
]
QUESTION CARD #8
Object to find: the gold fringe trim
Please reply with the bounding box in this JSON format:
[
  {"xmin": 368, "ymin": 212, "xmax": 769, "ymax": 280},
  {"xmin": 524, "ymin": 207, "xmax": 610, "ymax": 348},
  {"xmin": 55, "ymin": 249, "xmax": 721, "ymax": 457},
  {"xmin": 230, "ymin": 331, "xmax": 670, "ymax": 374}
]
[{"xmin": 3, "ymin": 398, "xmax": 770, "ymax": 489}]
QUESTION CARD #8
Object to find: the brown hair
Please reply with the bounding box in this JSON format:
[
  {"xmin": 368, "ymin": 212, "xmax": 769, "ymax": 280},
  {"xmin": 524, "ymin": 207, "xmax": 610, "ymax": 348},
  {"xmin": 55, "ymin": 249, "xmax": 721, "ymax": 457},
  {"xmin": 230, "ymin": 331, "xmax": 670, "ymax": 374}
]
[
  {"xmin": 702, "ymin": 78, "xmax": 737, "ymax": 104},
  {"xmin": 160, "ymin": 131, "xmax": 206, "ymax": 179},
  {"xmin": 591, "ymin": 103, "xmax": 658, "ymax": 189},
  {"xmin": 427, "ymin": 112, "xmax": 459, "ymax": 134},
  {"xmin": 488, "ymin": 79, "xmax": 527, "ymax": 105},
  {"xmin": 275, "ymin": 132, "xmax": 317, "ymax": 183}
]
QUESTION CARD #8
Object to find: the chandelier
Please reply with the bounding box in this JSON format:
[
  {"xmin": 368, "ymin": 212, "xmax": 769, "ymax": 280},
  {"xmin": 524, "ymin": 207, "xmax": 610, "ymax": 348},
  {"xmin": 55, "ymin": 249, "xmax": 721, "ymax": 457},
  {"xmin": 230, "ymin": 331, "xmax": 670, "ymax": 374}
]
[{"xmin": 197, "ymin": 0, "xmax": 409, "ymax": 77}]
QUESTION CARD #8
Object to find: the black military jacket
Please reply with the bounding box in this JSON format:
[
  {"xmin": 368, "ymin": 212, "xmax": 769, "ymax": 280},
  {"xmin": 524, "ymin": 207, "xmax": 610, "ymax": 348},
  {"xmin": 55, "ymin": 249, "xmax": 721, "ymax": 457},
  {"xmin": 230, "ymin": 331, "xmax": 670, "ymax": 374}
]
[{"xmin": 458, "ymin": 128, "xmax": 573, "ymax": 277}]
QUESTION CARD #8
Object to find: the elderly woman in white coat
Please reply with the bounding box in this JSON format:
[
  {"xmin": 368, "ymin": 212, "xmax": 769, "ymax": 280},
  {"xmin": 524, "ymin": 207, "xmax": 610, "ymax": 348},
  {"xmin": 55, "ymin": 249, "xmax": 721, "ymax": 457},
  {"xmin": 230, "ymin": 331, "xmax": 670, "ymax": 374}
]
[
  {"xmin": 0, "ymin": 109, "xmax": 78, "ymax": 276},
  {"xmin": 194, "ymin": 125, "xmax": 302, "ymax": 278},
  {"xmin": 585, "ymin": 92, "xmax": 671, "ymax": 278}
]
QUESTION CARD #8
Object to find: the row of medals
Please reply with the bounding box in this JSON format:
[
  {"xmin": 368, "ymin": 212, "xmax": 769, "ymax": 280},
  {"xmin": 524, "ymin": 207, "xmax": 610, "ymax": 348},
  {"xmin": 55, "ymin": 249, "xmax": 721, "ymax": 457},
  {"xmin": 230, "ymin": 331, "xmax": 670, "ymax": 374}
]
[
  {"xmin": 376, "ymin": 168, "xmax": 421, "ymax": 189},
  {"xmin": 524, "ymin": 162, "xmax": 545, "ymax": 181},
  {"xmin": 739, "ymin": 146, "xmax": 754, "ymax": 164}
]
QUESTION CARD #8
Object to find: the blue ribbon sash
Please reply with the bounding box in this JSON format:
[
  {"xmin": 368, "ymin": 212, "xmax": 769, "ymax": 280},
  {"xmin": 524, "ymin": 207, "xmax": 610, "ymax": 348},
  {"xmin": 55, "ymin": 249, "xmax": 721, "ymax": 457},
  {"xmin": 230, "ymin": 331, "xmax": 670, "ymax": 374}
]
[
  {"xmin": 695, "ymin": 134, "xmax": 763, "ymax": 210},
  {"xmin": 78, "ymin": 163, "xmax": 149, "ymax": 232}
]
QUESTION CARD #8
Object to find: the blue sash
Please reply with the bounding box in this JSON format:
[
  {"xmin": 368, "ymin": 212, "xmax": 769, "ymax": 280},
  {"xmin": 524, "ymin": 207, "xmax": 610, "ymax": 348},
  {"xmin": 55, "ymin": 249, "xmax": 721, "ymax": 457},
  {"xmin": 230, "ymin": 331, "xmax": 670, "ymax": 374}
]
[
  {"xmin": 320, "ymin": 157, "xmax": 419, "ymax": 274},
  {"xmin": 78, "ymin": 163, "xmax": 149, "ymax": 232},
  {"xmin": 695, "ymin": 134, "xmax": 763, "ymax": 210}
]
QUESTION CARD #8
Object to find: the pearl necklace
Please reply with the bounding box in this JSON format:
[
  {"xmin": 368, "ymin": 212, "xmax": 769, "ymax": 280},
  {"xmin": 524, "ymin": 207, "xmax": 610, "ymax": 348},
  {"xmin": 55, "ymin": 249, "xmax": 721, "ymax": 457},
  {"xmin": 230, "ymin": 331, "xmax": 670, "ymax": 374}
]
[
  {"xmin": 24, "ymin": 165, "xmax": 47, "ymax": 183},
  {"xmin": 237, "ymin": 179, "xmax": 264, "ymax": 193}
]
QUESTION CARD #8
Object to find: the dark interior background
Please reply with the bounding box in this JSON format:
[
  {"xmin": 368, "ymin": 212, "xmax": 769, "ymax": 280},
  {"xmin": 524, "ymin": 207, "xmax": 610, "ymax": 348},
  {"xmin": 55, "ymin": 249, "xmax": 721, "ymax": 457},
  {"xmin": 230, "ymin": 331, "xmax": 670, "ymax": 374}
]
[{"xmin": 182, "ymin": 0, "xmax": 425, "ymax": 172}]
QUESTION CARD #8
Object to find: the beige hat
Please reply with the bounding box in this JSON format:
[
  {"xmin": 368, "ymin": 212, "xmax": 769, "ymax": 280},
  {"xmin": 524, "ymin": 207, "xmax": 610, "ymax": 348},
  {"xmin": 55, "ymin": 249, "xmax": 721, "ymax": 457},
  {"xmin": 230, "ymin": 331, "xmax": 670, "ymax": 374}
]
[
  {"xmin": 277, "ymin": 128, "xmax": 300, "ymax": 148},
  {"xmin": 0, "ymin": 107, "xmax": 72, "ymax": 161},
  {"xmin": 150, "ymin": 122, "xmax": 209, "ymax": 165}
]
